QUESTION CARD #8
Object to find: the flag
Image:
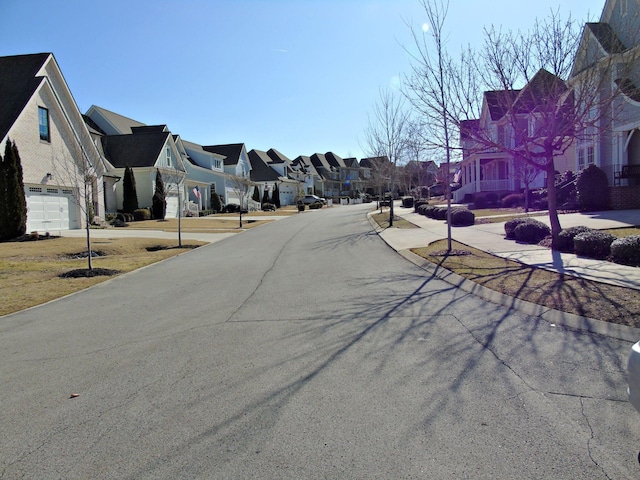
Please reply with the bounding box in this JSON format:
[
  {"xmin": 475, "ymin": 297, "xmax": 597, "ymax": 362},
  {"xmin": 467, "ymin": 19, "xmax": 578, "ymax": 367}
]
[
  {"xmin": 193, "ymin": 185, "xmax": 201, "ymax": 200},
  {"xmin": 453, "ymin": 168, "xmax": 461, "ymax": 183}
]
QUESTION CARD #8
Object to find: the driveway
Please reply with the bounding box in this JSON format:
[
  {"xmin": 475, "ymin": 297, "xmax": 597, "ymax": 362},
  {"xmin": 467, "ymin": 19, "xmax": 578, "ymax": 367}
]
[{"xmin": 1, "ymin": 203, "xmax": 638, "ymax": 478}]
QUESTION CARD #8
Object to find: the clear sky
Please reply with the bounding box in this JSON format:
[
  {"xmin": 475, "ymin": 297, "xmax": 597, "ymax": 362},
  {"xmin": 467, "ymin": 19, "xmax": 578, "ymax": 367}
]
[{"xmin": 1, "ymin": 0, "xmax": 605, "ymax": 162}]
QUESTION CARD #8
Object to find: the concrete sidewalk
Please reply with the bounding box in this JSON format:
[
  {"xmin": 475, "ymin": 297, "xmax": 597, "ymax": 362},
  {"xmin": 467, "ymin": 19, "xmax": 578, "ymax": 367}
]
[{"xmin": 380, "ymin": 206, "xmax": 640, "ymax": 290}]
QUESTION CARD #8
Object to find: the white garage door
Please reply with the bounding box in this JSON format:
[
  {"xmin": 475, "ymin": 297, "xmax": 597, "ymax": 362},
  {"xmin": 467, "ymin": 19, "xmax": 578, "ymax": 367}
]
[
  {"xmin": 26, "ymin": 186, "xmax": 79, "ymax": 232},
  {"xmin": 165, "ymin": 194, "xmax": 179, "ymax": 218}
]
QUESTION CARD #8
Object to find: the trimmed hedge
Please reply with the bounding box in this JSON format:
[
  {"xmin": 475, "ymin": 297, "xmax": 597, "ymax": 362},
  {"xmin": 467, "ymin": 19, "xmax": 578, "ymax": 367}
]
[
  {"xmin": 133, "ymin": 208, "xmax": 151, "ymax": 221},
  {"xmin": 401, "ymin": 196, "xmax": 414, "ymax": 208},
  {"xmin": 450, "ymin": 208, "xmax": 475, "ymax": 226},
  {"xmin": 514, "ymin": 220, "xmax": 550, "ymax": 244},
  {"xmin": 505, "ymin": 217, "xmax": 537, "ymax": 239},
  {"xmin": 414, "ymin": 199, "xmax": 429, "ymax": 213},
  {"xmin": 224, "ymin": 203, "xmax": 241, "ymax": 213},
  {"xmin": 573, "ymin": 230, "xmax": 617, "ymax": 259},
  {"xmin": 555, "ymin": 226, "xmax": 594, "ymax": 253},
  {"xmin": 502, "ymin": 193, "xmax": 524, "ymax": 208},
  {"xmin": 309, "ymin": 201, "xmax": 323, "ymax": 209},
  {"xmin": 610, "ymin": 235, "xmax": 640, "ymax": 266}
]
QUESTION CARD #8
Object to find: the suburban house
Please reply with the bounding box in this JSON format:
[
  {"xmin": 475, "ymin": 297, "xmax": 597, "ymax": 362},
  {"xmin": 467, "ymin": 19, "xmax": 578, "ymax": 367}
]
[
  {"xmin": 569, "ymin": 0, "xmax": 640, "ymax": 209},
  {"xmin": 291, "ymin": 155, "xmax": 319, "ymax": 195},
  {"xmin": 203, "ymin": 143, "xmax": 256, "ymax": 210},
  {"xmin": 247, "ymin": 149, "xmax": 300, "ymax": 205},
  {"xmin": 87, "ymin": 105, "xmax": 233, "ymax": 215},
  {"xmin": 0, "ymin": 53, "xmax": 113, "ymax": 233},
  {"xmin": 179, "ymin": 139, "xmax": 226, "ymax": 212},
  {"xmin": 100, "ymin": 125, "xmax": 188, "ymax": 217},
  {"xmin": 455, "ymin": 70, "xmax": 575, "ymax": 203}
]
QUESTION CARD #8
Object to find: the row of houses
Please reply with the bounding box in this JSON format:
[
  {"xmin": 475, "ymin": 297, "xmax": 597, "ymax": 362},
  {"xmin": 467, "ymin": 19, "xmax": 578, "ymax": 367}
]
[
  {"xmin": 0, "ymin": 52, "xmax": 389, "ymax": 233},
  {"xmin": 454, "ymin": 0, "xmax": 640, "ymax": 209}
]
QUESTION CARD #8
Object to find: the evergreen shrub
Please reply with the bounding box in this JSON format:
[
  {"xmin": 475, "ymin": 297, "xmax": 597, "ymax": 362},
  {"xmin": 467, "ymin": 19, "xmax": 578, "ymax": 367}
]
[
  {"xmin": 502, "ymin": 193, "xmax": 524, "ymax": 208},
  {"xmin": 513, "ymin": 219, "xmax": 550, "ymax": 243},
  {"xmin": 505, "ymin": 217, "xmax": 536, "ymax": 239},
  {"xmin": 576, "ymin": 164, "xmax": 609, "ymax": 211},
  {"xmin": 610, "ymin": 235, "xmax": 640, "ymax": 266},
  {"xmin": 450, "ymin": 208, "xmax": 475, "ymax": 226},
  {"xmin": 556, "ymin": 226, "xmax": 594, "ymax": 253},
  {"xmin": 573, "ymin": 230, "xmax": 616, "ymax": 259},
  {"xmin": 309, "ymin": 202, "xmax": 323, "ymax": 209},
  {"xmin": 133, "ymin": 208, "xmax": 151, "ymax": 221}
]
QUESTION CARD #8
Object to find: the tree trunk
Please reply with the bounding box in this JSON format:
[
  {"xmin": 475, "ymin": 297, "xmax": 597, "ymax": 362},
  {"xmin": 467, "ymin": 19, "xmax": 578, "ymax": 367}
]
[{"xmin": 545, "ymin": 158, "xmax": 562, "ymax": 249}]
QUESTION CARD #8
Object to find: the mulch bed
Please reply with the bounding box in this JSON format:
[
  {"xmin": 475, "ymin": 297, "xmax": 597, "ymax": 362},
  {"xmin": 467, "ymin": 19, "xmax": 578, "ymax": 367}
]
[{"xmin": 59, "ymin": 268, "xmax": 119, "ymax": 278}]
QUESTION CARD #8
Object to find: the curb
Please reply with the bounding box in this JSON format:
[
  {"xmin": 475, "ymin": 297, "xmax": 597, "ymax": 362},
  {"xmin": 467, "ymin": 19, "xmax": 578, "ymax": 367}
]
[{"xmin": 368, "ymin": 213, "xmax": 640, "ymax": 343}]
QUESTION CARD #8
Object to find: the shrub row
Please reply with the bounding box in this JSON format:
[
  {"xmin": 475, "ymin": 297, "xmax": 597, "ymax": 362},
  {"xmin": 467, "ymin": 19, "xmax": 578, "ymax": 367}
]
[
  {"xmin": 416, "ymin": 204, "xmax": 475, "ymax": 226},
  {"xmin": 574, "ymin": 230, "xmax": 617, "ymax": 260},
  {"xmin": 553, "ymin": 226, "xmax": 640, "ymax": 264}
]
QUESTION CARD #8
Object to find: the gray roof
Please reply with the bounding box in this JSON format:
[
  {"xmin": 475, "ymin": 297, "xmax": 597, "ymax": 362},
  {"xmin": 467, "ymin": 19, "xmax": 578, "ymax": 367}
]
[
  {"xmin": 87, "ymin": 105, "xmax": 146, "ymax": 135},
  {"xmin": 587, "ymin": 22, "xmax": 627, "ymax": 54},
  {"xmin": 0, "ymin": 53, "xmax": 50, "ymax": 142},
  {"xmin": 204, "ymin": 143, "xmax": 245, "ymax": 166},
  {"xmin": 324, "ymin": 152, "xmax": 346, "ymax": 169},
  {"xmin": 248, "ymin": 149, "xmax": 281, "ymax": 182},
  {"xmin": 266, "ymin": 148, "xmax": 290, "ymax": 164},
  {"xmin": 101, "ymin": 131, "xmax": 170, "ymax": 168}
]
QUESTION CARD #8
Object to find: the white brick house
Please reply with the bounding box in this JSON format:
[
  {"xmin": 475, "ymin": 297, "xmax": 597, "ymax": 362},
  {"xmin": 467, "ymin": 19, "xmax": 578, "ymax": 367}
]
[{"xmin": 0, "ymin": 53, "xmax": 112, "ymax": 232}]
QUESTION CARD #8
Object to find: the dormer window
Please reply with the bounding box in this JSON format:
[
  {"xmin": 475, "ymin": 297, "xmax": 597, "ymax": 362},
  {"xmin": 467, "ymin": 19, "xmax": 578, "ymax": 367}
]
[
  {"xmin": 166, "ymin": 147, "xmax": 171, "ymax": 167},
  {"xmin": 38, "ymin": 106, "xmax": 50, "ymax": 142}
]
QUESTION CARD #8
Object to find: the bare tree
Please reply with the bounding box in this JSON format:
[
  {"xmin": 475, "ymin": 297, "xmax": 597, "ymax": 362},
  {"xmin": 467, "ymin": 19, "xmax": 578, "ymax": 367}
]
[
  {"xmin": 159, "ymin": 166, "xmax": 187, "ymax": 247},
  {"xmin": 510, "ymin": 155, "xmax": 543, "ymax": 212},
  {"xmin": 406, "ymin": 0, "xmax": 628, "ymax": 247},
  {"xmin": 403, "ymin": 0, "xmax": 461, "ymax": 250},
  {"xmin": 53, "ymin": 145, "xmax": 105, "ymax": 271},
  {"xmin": 362, "ymin": 87, "xmax": 410, "ymax": 226},
  {"xmin": 363, "ymin": 156, "xmax": 394, "ymax": 213},
  {"xmin": 228, "ymin": 174, "xmax": 252, "ymax": 227}
]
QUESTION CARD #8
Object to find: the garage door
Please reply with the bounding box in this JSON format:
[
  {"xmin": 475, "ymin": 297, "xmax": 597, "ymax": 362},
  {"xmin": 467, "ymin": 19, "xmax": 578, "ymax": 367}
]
[
  {"xmin": 165, "ymin": 194, "xmax": 179, "ymax": 218},
  {"xmin": 26, "ymin": 186, "xmax": 79, "ymax": 232}
]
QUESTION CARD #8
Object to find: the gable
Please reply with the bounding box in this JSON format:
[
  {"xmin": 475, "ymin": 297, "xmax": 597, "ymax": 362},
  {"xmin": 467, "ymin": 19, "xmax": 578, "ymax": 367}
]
[
  {"xmin": 102, "ymin": 131, "xmax": 171, "ymax": 168},
  {"xmin": 0, "ymin": 53, "xmax": 50, "ymax": 143}
]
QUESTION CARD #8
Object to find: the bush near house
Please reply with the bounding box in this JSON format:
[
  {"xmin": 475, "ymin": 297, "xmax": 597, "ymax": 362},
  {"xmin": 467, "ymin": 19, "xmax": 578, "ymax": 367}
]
[
  {"xmin": 133, "ymin": 208, "xmax": 151, "ymax": 221},
  {"xmin": 261, "ymin": 202, "xmax": 275, "ymax": 211},
  {"xmin": 573, "ymin": 230, "xmax": 617, "ymax": 259},
  {"xmin": 514, "ymin": 220, "xmax": 551, "ymax": 244},
  {"xmin": 610, "ymin": 235, "xmax": 640, "ymax": 266},
  {"xmin": 223, "ymin": 203, "xmax": 241, "ymax": 213},
  {"xmin": 576, "ymin": 164, "xmax": 609, "ymax": 211},
  {"xmin": 309, "ymin": 202, "xmax": 323, "ymax": 209},
  {"xmin": 555, "ymin": 226, "xmax": 594, "ymax": 253},
  {"xmin": 502, "ymin": 193, "xmax": 524, "ymax": 208}
]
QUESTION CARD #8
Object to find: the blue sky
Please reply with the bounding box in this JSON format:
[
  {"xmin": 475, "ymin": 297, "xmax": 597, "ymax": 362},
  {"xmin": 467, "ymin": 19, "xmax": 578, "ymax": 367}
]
[{"xmin": 1, "ymin": 0, "xmax": 605, "ymax": 161}]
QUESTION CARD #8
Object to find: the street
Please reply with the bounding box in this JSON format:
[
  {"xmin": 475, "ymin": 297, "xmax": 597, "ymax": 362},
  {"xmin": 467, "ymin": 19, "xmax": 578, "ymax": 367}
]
[{"xmin": 1, "ymin": 203, "xmax": 639, "ymax": 478}]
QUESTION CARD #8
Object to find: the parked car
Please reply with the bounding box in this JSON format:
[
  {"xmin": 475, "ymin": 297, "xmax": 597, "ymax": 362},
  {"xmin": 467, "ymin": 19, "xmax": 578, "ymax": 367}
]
[
  {"xmin": 300, "ymin": 195, "xmax": 326, "ymax": 205},
  {"xmin": 628, "ymin": 340, "xmax": 640, "ymax": 413}
]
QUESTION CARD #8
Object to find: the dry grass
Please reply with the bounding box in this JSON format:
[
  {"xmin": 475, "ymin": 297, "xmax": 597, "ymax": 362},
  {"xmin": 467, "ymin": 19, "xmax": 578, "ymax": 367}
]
[
  {"xmin": 371, "ymin": 212, "xmax": 418, "ymax": 229},
  {"xmin": 118, "ymin": 216, "xmax": 273, "ymax": 233},
  {"xmin": 412, "ymin": 239, "xmax": 640, "ymax": 328},
  {"xmin": 0, "ymin": 237, "xmax": 205, "ymax": 316}
]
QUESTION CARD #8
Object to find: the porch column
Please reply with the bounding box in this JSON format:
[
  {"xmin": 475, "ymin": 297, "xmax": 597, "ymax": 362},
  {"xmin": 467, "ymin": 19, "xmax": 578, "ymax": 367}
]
[{"xmin": 475, "ymin": 158, "xmax": 481, "ymax": 193}]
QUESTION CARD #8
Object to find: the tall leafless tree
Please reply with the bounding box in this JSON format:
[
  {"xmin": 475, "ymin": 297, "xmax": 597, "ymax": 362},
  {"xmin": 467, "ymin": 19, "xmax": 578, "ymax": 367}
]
[
  {"xmin": 362, "ymin": 88, "xmax": 410, "ymax": 226},
  {"xmin": 405, "ymin": 0, "xmax": 628, "ymax": 247}
]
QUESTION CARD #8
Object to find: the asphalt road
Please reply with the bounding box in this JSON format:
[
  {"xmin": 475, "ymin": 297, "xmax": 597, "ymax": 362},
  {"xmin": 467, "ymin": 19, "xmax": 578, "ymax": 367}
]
[{"xmin": 1, "ymin": 203, "xmax": 639, "ymax": 479}]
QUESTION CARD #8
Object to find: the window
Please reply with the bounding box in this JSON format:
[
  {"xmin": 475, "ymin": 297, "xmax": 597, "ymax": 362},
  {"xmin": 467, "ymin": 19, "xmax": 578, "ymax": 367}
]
[
  {"xmin": 578, "ymin": 148, "xmax": 586, "ymax": 171},
  {"xmin": 166, "ymin": 147, "xmax": 171, "ymax": 167},
  {"xmin": 587, "ymin": 145, "xmax": 595, "ymax": 165},
  {"xmin": 622, "ymin": 0, "xmax": 628, "ymax": 16},
  {"xmin": 38, "ymin": 107, "xmax": 50, "ymax": 142}
]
